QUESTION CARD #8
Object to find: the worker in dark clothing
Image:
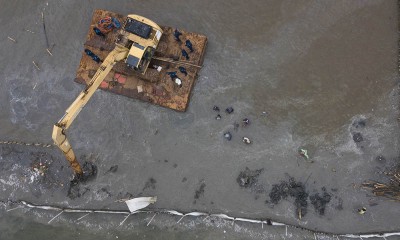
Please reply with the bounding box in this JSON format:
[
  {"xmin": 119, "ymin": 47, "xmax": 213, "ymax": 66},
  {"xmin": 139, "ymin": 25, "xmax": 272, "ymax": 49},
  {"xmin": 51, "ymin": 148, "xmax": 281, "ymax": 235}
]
[
  {"xmin": 174, "ymin": 29, "xmax": 182, "ymax": 41},
  {"xmin": 181, "ymin": 49, "xmax": 190, "ymax": 60},
  {"xmin": 167, "ymin": 71, "xmax": 178, "ymax": 80},
  {"xmin": 178, "ymin": 66, "xmax": 188, "ymax": 76},
  {"xmin": 93, "ymin": 27, "xmax": 106, "ymax": 38},
  {"xmin": 185, "ymin": 39, "xmax": 194, "ymax": 52},
  {"xmin": 84, "ymin": 49, "xmax": 102, "ymax": 63}
]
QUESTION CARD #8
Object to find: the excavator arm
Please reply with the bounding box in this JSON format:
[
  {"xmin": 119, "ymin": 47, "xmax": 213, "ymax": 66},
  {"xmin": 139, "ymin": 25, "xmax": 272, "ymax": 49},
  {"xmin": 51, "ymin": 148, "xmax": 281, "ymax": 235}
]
[{"xmin": 52, "ymin": 44, "xmax": 129, "ymax": 177}]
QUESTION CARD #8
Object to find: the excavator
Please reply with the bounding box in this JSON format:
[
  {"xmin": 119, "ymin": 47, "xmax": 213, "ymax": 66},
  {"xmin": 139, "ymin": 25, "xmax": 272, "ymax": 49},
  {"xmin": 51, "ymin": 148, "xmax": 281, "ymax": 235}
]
[{"xmin": 52, "ymin": 14, "xmax": 163, "ymax": 179}]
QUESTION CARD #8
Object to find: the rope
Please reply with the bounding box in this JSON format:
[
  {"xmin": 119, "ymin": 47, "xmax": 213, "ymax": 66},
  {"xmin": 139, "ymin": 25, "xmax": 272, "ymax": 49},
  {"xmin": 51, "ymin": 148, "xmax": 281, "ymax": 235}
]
[{"xmin": 0, "ymin": 141, "xmax": 53, "ymax": 148}]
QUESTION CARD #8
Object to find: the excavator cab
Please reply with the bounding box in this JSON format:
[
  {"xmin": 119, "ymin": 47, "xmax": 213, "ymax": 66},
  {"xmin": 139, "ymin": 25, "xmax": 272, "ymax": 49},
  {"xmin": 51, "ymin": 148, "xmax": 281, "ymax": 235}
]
[{"xmin": 122, "ymin": 15, "xmax": 163, "ymax": 74}]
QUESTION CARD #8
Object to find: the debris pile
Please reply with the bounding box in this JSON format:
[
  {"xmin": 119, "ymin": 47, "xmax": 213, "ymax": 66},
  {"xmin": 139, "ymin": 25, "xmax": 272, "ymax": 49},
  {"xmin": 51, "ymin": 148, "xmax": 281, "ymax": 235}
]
[{"xmin": 363, "ymin": 166, "xmax": 400, "ymax": 201}]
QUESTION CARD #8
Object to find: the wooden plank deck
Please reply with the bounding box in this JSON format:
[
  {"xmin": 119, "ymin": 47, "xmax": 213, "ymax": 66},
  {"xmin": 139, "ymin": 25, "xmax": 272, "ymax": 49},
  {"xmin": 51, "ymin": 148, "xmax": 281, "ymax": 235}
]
[{"xmin": 74, "ymin": 9, "xmax": 207, "ymax": 112}]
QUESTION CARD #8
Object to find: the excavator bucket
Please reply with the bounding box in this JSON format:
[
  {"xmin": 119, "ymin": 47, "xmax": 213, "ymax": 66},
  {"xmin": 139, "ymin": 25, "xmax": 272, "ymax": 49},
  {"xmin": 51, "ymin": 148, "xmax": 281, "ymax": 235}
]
[{"xmin": 74, "ymin": 9, "xmax": 208, "ymax": 112}]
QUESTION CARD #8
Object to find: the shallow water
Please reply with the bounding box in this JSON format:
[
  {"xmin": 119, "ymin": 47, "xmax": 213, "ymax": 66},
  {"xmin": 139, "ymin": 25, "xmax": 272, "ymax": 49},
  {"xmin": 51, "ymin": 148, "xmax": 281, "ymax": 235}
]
[{"xmin": 0, "ymin": 0, "xmax": 399, "ymax": 239}]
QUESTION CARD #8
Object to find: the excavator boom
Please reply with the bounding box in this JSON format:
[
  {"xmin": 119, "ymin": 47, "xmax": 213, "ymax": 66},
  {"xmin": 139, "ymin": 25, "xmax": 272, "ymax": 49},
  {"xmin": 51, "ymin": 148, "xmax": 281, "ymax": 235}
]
[
  {"xmin": 52, "ymin": 14, "xmax": 164, "ymax": 178},
  {"xmin": 52, "ymin": 44, "xmax": 129, "ymax": 176}
]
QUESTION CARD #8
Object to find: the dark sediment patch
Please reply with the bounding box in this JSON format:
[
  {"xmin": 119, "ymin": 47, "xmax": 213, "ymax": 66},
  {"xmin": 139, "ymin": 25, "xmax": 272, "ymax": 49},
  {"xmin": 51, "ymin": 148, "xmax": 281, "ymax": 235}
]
[
  {"xmin": 268, "ymin": 177, "xmax": 308, "ymax": 219},
  {"xmin": 182, "ymin": 177, "xmax": 187, "ymax": 182},
  {"xmin": 335, "ymin": 197, "xmax": 343, "ymax": 210},
  {"xmin": 105, "ymin": 165, "xmax": 118, "ymax": 174},
  {"xmin": 233, "ymin": 122, "xmax": 239, "ymax": 131},
  {"xmin": 143, "ymin": 177, "xmax": 157, "ymax": 191},
  {"xmin": 352, "ymin": 119, "xmax": 366, "ymax": 128},
  {"xmin": 67, "ymin": 160, "xmax": 98, "ymax": 199},
  {"xmin": 352, "ymin": 132, "xmax": 363, "ymax": 143},
  {"xmin": 194, "ymin": 182, "xmax": 206, "ymax": 200},
  {"xmin": 98, "ymin": 187, "xmax": 112, "ymax": 198},
  {"xmin": 237, "ymin": 167, "xmax": 264, "ymax": 189},
  {"xmin": 309, "ymin": 187, "xmax": 332, "ymax": 215}
]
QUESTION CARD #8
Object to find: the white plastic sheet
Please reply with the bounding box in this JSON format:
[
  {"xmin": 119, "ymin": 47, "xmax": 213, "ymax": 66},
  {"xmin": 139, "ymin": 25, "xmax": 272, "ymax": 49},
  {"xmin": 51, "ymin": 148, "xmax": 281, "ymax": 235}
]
[{"xmin": 125, "ymin": 197, "xmax": 157, "ymax": 213}]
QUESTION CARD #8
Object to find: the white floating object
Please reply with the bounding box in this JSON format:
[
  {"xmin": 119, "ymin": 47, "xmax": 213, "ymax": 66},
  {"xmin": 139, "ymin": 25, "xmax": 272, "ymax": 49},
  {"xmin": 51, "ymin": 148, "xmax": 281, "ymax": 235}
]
[
  {"xmin": 125, "ymin": 197, "xmax": 157, "ymax": 213},
  {"xmin": 157, "ymin": 66, "xmax": 162, "ymax": 72},
  {"xmin": 137, "ymin": 85, "xmax": 143, "ymax": 93}
]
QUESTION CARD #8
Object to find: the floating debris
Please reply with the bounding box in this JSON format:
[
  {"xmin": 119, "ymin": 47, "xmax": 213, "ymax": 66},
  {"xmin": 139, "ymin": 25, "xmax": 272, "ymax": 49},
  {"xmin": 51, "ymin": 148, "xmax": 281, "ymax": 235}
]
[
  {"xmin": 299, "ymin": 148, "xmax": 309, "ymax": 160},
  {"xmin": 224, "ymin": 132, "xmax": 232, "ymax": 141},
  {"xmin": 125, "ymin": 197, "xmax": 157, "ymax": 213},
  {"xmin": 32, "ymin": 61, "xmax": 41, "ymax": 70},
  {"xmin": 25, "ymin": 29, "xmax": 35, "ymax": 34},
  {"xmin": 215, "ymin": 114, "xmax": 221, "ymax": 120},
  {"xmin": 213, "ymin": 106, "xmax": 220, "ymax": 112},
  {"xmin": 46, "ymin": 48, "xmax": 53, "ymax": 56},
  {"xmin": 357, "ymin": 207, "xmax": 367, "ymax": 215},
  {"xmin": 242, "ymin": 118, "xmax": 250, "ymax": 126},
  {"xmin": 375, "ymin": 155, "xmax": 386, "ymax": 163},
  {"xmin": 243, "ymin": 137, "xmax": 251, "ymax": 144},
  {"xmin": 225, "ymin": 107, "xmax": 234, "ymax": 114},
  {"xmin": 7, "ymin": 36, "xmax": 16, "ymax": 43}
]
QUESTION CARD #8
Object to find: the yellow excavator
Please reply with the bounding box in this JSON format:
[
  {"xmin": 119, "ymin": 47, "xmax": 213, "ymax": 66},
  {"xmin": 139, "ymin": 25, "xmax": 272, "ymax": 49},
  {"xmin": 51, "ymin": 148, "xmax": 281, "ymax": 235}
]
[{"xmin": 52, "ymin": 14, "xmax": 163, "ymax": 179}]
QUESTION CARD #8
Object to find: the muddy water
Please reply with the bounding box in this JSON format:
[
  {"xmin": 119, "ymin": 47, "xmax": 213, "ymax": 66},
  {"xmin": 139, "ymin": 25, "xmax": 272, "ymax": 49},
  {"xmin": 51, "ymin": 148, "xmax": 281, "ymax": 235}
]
[{"xmin": 0, "ymin": 0, "xmax": 399, "ymax": 239}]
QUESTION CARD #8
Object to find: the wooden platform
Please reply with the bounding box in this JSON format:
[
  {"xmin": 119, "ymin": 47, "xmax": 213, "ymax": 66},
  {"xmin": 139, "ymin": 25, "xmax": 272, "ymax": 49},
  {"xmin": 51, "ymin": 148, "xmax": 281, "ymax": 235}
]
[{"xmin": 74, "ymin": 10, "xmax": 207, "ymax": 112}]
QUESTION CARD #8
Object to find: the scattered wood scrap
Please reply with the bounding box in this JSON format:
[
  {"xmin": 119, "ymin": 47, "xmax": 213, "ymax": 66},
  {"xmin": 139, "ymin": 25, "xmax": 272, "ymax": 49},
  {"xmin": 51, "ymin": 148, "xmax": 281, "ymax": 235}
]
[{"xmin": 362, "ymin": 170, "xmax": 400, "ymax": 201}]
